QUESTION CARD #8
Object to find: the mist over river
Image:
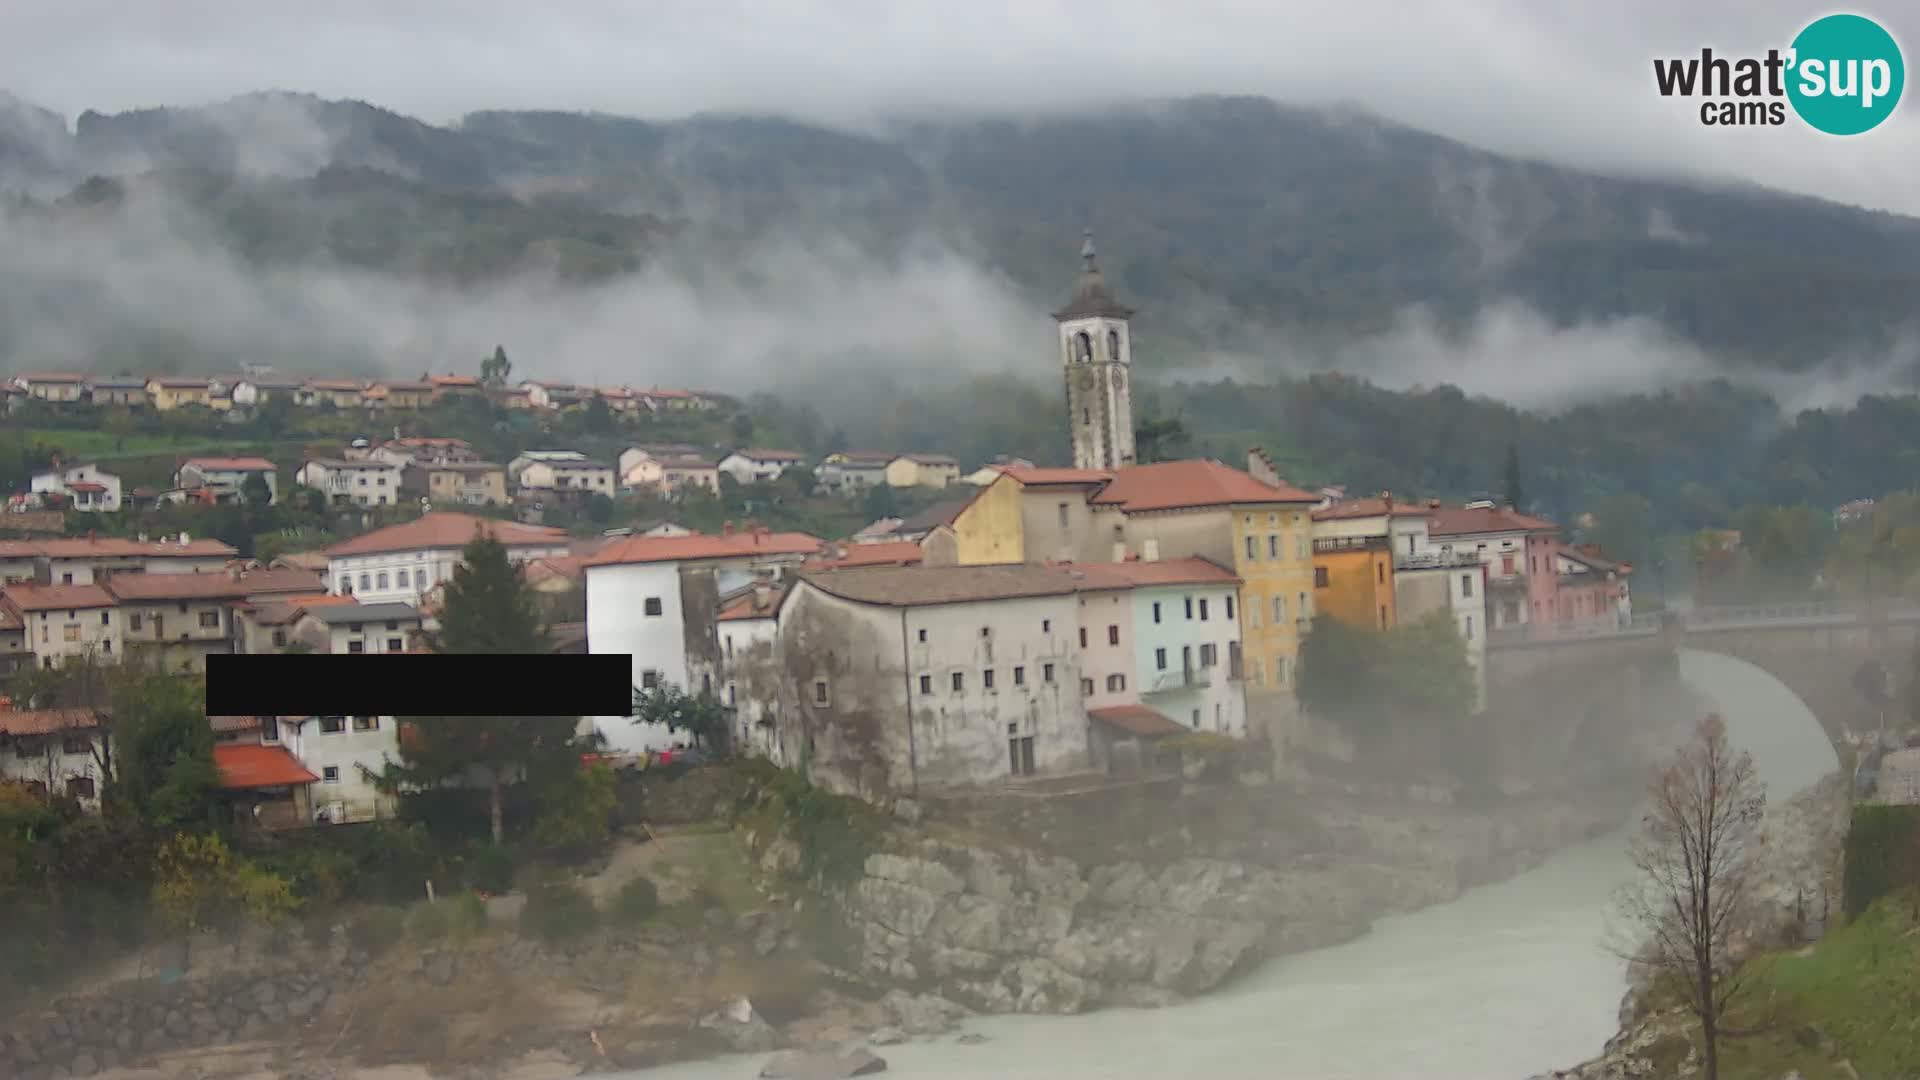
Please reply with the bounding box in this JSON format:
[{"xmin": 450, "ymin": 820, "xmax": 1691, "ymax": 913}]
[{"xmin": 616, "ymin": 649, "xmax": 1837, "ymax": 1080}]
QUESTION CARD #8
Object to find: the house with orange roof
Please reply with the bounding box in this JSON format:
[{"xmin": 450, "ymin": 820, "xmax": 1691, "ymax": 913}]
[
  {"xmin": 1061, "ymin": 557, "xmax": 1248, "ymax": 756},
  {"xmin": 1429, "ymin": 500, "xmax": 1563, "ymax": 631},
  {"xmin": 296, "ymin": 378, "xmax": 369, "ymax": 410},
  {"xmin": 0, "ymin": 534, "xmax": 238, "ymax": 587},
  {"xmin": 583, "ymin": 524, "xmax": 822, "ymax": 753},
  {"xmin": 100, "ymin": 565, "xmax": 328, "ymax": 671},
  {"xmin": 321, "ymin": 511, "xmax": 571, "ymax": 605},
  {"xmin": 15, "ymin": 371, "xmax": 88, "ymax": 404},
  {"xmin": 367, "ymin": 380, "xmax": 435, "ymax": 410},
  {"xmin": 425, "ymin": 373, "xmax": 483, "ymax": 401}
]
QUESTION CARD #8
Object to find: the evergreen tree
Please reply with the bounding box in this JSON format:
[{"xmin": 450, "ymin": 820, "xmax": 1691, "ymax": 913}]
[
  {"xmin": 584, "ymin": 393, "xmax": 613, "ymax": 434},
  {"xmin": 115, "ymin": 672, "xmax": 220, "ymax": 830},
  {"xmin": 1503, "ymin": 443, "xmax": 1525, "ymax": 511},
  {"xmin": 240, "ymin": 471, "xmax": 273, "ymax": 506},
  {"xmin": 388, "ymin": 532, "xmax": 585, "ymax": 844},
  {"xmin": 480, "ymin": 345, "xmax": 513, "ymax": 389}
]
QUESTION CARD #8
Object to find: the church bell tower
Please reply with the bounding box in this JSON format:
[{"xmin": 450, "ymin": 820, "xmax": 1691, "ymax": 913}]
[{"xmin": 1054, "ymin": 230, "xmax": 1136, "ymax": 471}]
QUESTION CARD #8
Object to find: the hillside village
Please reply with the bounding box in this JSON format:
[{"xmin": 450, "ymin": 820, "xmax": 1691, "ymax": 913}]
[{"xmin": 0, "ymin": 235, "xmax": 1638, "ymax": 822}]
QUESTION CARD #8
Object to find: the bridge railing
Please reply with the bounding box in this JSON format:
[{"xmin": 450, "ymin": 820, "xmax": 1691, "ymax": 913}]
[
  {"xmin": 1486, "ymin": 613, "xmax": 1662, "ymax": 646},
  {"xmin": 1684, "ymin": 601, "xmax": 1842, "ymax": 626}
]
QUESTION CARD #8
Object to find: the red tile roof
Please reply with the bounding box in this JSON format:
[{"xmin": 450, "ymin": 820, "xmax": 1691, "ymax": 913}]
[
  {"xmin": 1000, "ymin": 467, "xmax": 1113, "ymax": 487},
  {"xmin": 0, "ymin": 537, "xmax": 238, "ymax": 559},
  {"xmin": 323, "ymin": 512, "xmax": 568, "ymax": 557},
  {"xmin": 2, "ymin": 583, "xmax": 116, "ymax": 611},
  {"xmin": 1088, "ymin": 704, "xmax": 1188, "ymax": 738},
  {"xmin": 806, "ymin": 540, "xmax": 925, "ymax": 570},
  {"xmin": 182, "ymin": 456, "xmax": 276, "ymax": 471},
  {"xmin": 1062, "ymin": 557, "xmax": 1240, "ymax": 590},
  {"xmin": 717, "ymin": 583, "xmax": 789, "ymax": 621},
  {"xmin": 585, "ymin": 531, "xmax": 823, "ymax": 568},
  {"xmin": 799, "ymin": 563, "xmax": 1079, "ymax": 606},
  {"xmin": 64, "ymin": 482, "xmax": 108, "ymax": 494},
  {"xmin": 304, "ymin": 379, "xmax": 366, "ymax": 392},
  {"xmin": 0, "ymin": 708, "xmax": 98, "ymax": 736},
  {"xmin": 1091, "ymin": 460, "xmax": 1319, "ymax": 512},
  {"xmin": 213, "ymin": 744, "xmax": 319, "ymax": 789},
  {"xmin": 1312, "ymin": 497, "xmax": 1436, "ymax": 521},
  {"xmin": 1428, "ymin": 506, "xmax": 1559, "ymax": 537},
  {"xmin": 428, "ymin": 374, "xmax": 480, "ymax": 387},
  {"xmin": 523, "ymin": 555, "xmax": 590, "ymax": 586},
  {"xmin": 17, "ymin": 371, "xmax": 86, "ymax": 382},
  {"xmin": 103, "ymin": 567, "xmax": 326, "ymax": 602}
]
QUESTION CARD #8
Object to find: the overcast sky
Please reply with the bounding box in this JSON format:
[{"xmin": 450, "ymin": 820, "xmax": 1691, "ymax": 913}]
[{"xmin": 1, "ymin": 0, "xmax": 1915, "ymax": 215}]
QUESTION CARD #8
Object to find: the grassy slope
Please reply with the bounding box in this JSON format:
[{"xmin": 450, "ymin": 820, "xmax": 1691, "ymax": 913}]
[{"xmin": 1681, "ymin": 894, "xmax": 1920, "ymax": 1079}]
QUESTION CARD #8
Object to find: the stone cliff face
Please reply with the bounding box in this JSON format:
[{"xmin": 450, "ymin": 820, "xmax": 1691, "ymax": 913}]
[{"xmin": 836, "ymin": 789, "xmax": 1626, "ymax": 1014}]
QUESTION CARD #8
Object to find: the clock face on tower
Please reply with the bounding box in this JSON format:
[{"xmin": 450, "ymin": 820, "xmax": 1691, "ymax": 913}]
[{"xmin": 1078, "ymin": 371, "xmax": 1096, "ymax": 390}]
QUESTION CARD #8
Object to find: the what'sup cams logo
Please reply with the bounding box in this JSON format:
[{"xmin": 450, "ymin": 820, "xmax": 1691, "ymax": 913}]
[{"xmin": 1654, "ymin": 13, "xmax": 1904, "ymax": 134}]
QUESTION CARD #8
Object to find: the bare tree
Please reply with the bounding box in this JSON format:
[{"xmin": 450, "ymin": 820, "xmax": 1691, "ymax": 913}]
[{"xmin": 1618, "ymin": 713, "xmax": 1767, "ymax": 1080}]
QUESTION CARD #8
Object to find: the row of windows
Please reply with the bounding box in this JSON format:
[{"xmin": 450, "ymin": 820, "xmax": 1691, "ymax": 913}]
[
  {"xmin": 11, "ymin": 735, "xmax": 94, "ymax": 758},
  {"xmin": 915, "ymin": 662, "xmax": 1059, "ymax": 696},
  {"xmin": 340, "ymin": 565, "xmax": 437, "ymax": 594},
  {"xmin": 1244, "ymin": 533, "xmax": 1310, "ymax": 562}
]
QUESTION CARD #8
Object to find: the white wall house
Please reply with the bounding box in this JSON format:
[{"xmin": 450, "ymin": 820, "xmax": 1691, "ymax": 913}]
[
  {"xmin": 272, "ymin": 714, "xmax": 400, "ymax": 822},
  {"xmin": 296, "ymin": 603, "xmax": 425, "ymax": 654},
  {"xmin": 0, "ymin": 708, "xmax": 106, "ymax": 809},
  {"xmin": 694, "ymin": 581, "xmax": 788, "ymax": 763},
  {"xmin": 776, "ymin": 564, "xmax": 1090, "ymax": 800},
  {"xmin": 516, "ymin": 458, "xmax": 616, "ymax": 497},
  {"xmin": 295, "ymin": 459, "xmax": 406, "ymax": 507},
  {"xmin": 2, "ymin": 583, "xmax": 122, "ymax": 669},
  {"xmin": 717, "ymin": 450, "xmax": 807, "ymax": 486},
  {"xmin": 30, "ymin": 463, "xmax": 122, "ymax": 513},
  {"xmin": 584, "ymin": 529, "xmax": 823, "ymax": 754},
  {"xmin": 817, "ymin": 452, "xmax": 895, "ymax": 495},
  {"xmin": 177, "ymin": 457, "xmax": 279, "ymax": 504},
  {"xmin": 322, "ymin": 512, "xmax": 571, "ymax": 605}
]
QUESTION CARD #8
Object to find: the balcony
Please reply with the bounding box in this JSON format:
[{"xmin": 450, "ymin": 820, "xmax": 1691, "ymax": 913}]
[
  {"xmin": 1143, "ymin": 667, "xmax": 1210, "ymax": 696},
  {"xmin": 1394, "ymin": 550, "xmax": 1484, "ymax": 571}
]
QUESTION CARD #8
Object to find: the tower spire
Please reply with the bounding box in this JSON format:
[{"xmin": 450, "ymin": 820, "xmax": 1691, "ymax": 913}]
[{"xmin": 1081, "ymin": 228, "xmax": 1097, "ymax": 270}]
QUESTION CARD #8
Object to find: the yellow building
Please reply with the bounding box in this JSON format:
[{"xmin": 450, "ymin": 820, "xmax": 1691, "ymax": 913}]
[
  {"xmin": 948, "ymin": 467, "xmax": 1114, "ymax": 566},
  {"xmin": 884, "ymin": 453, "xmax": 962, "ymax": 489},
  {"xmin": 1311, "ymin": 536, "xmax": 1397, "ymax": 630},
  {"xmin": 950, "ymin": 458, "xmax": 1320, "ymax": 742},
  {"xmin": 145, "ymin": 377, "xmax": 213, "ymax": 410}
]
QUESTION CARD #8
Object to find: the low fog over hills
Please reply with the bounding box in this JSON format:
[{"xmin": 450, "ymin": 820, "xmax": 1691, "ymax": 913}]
[{"xmin": 0, "ymin": 91, "xmax": 1917, "ymax": 404}]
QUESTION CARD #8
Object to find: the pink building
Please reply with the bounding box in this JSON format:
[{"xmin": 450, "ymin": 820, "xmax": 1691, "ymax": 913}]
[{"xmin": 1428, "ymin": 502, "xmax": 1561, "ymax": 631}]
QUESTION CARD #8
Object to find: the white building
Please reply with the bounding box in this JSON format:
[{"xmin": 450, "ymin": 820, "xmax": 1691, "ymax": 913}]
[
  {"xmin": 1, "ymin": 583, "xmax": 122, "ymax": 670},
  {"xmin": 1428, "ymin": 502, "xmax": 1560, "ymax": 630},
  {"xmin": 176, "ymin": 456, "xmax": 279, "ymax": 504},
  {"xmin": 293, "ymin": 602, "xmax": 425, "ymax": 654},
  {"xmin": 717, "ymin": 449, "xmax": 807, "ymax": 486},
  {"xmin": 775, "ymin": 564, "xmax": 1090, "ymax": 800},
  {"xmin": 0, "ymin": 707, "xmax": 105, "ymax": 808},
  {"xmin": 584, "ymin": 527, "xmax": 823, "ymax": 754},
  {"xmin": 30, "ymin": 463, "xmax": 122, "ymax": 513},
  {"xmin": 294, "ymin": 458, "xmax": 406, "ymax": 508},
  {"xmin": 321, "ymin": 512, "xmax": 571, "ymax": 604},
  {"xmin": 704, "ymin": 580, "xmax": 788, "ymax": 763},
  {"xmin": 513, "ymin": 454, "xmax": 616, "ymax": 498},
  {"xmin": 229, "ymin": 377, "xmax": 305, "ymax": 408},
  {"xmin": 816, "ymin": 451, "xmax": 895, "ymax": 495},
  {"xmin": 272, "ymin": 714, "xmax": 399, "ymax": 822}
]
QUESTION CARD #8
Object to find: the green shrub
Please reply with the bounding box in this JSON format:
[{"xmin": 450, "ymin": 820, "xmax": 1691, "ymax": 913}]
[
  {"xmin": 347, "ymin": 905, "xmax": 407, "ymax": 952},
  {"xmin": 519, "ymin": 879, "xmax": 599, "ymax": 941},
  {"xmin": 528, "ymin": 762, "xmax": 616, "ymax": 856},
  {"xmin": 408, "ymin": 893, "xmax": 488, "ymax": 940},
  {"xmin": 1843, "ymin": 803, "xmax": 1920, "ymax": 919},
  {"xmin": 609, "ymin": 876, "xmax": 659, "ymax": 925},
  {"xmin": 468, "ymin": 844, "xmax": 515, "ymax": 894}
]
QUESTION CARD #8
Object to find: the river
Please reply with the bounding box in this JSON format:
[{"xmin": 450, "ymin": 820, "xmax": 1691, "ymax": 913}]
[{"xmin": 615, "ymin": 648, "xmax": 1838, "ymax": 1080}]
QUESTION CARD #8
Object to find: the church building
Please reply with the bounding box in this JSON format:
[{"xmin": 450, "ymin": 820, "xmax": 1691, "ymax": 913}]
[{"xmin": 1055, "ymin": 231, "xmax": 1137, "ymax": 472}]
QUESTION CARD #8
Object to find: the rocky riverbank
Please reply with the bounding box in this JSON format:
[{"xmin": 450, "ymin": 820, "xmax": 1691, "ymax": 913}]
[
  {"xmin": 0, "ymin": 775, "xmax": 1636, "ymax": 1080},
  {"xmin": 834, "ymin": 783, "xmax": 1632, "ymax": 1014}
]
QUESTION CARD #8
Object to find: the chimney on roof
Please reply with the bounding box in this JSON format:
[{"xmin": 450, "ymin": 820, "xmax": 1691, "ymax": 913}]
[
  {"xmin": 1142, "ymin": 538, "xmax": 1159, "ymax": 562},
  {"xmin": 1112, "ymin": 541, "xmax": 1128, "ymax": 562},
  {"xmin": 1428, "ymin": 499, "xmax": 1441, "ymax": 509},
  {"xmin": 87, "ymin": 529, "xmax": 96, "ymax": 541},
  {"xmin": 1246, "ymin": 448, "xmax": 1281, "ymax": 487},
  {"xmin": 179, "ymin": 532, "xmax": 190, "ymax": 545},
  {"xmin": 722, "ymin": 521, "xmax": 735, "ymax": 537}
]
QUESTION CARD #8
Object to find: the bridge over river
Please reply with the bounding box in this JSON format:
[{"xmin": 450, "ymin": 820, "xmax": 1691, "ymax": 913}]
[{"xmin": 1482, "ymin": 601, "xmax": 1919, "ymax": 781}]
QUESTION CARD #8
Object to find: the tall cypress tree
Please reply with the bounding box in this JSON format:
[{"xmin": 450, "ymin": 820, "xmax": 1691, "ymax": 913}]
[
  {"xmin": 389, "ymin": 531, "xmax": 583, "ymax": 844},
  {"xmin": 1503, "ymin": 443, "xmax": 1525, "ymax": 511}
]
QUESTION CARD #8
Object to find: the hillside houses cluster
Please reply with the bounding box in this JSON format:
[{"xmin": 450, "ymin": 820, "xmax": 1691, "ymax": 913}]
[
  {"xmin": 3, "ymin": 371, "xmax": 725, "ymax": 417},
  {"xmin": 0, "ymin": 238, "xmax": 1639, "ymax": 822}
]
